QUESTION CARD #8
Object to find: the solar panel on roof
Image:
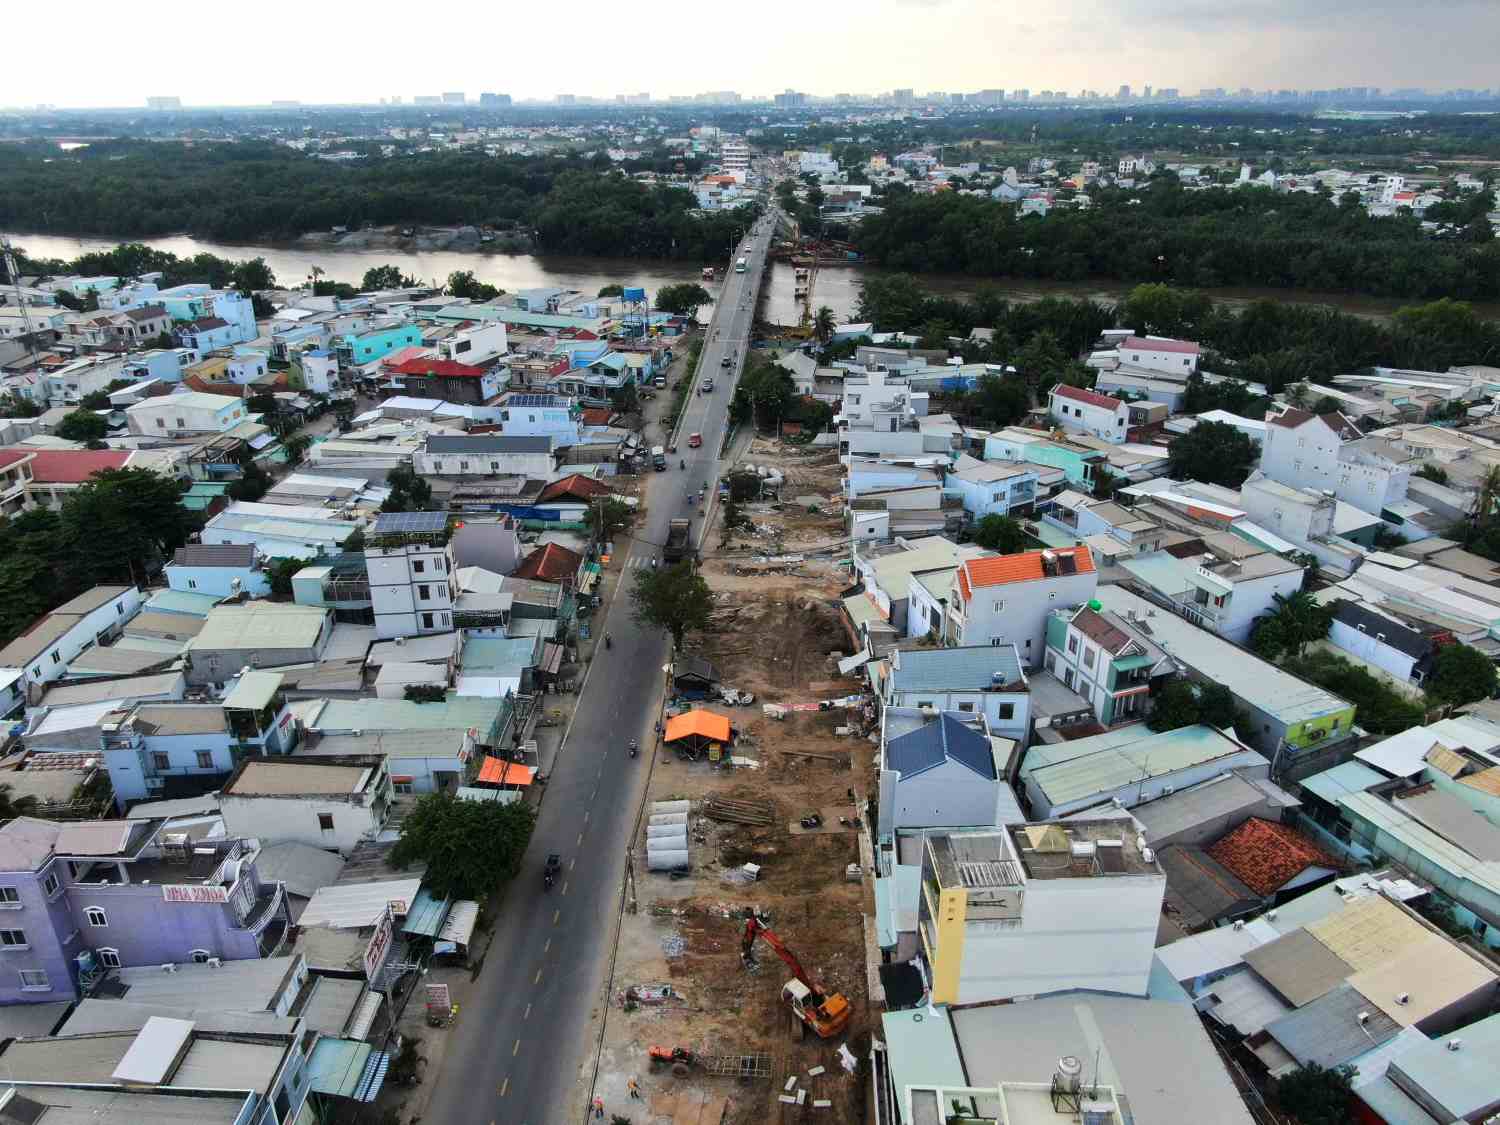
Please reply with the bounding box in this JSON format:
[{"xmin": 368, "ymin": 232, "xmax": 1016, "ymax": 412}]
[
  {"xmin": 507, "ymin": 393, "xmax": 559, "ymax": 408},
  {"xmin": 373, "ymin": 511, "xmax": 448, "ymax": 535}
]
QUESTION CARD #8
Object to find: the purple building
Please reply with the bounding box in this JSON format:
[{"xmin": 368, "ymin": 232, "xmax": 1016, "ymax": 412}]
[{"xmin": 0, "ymin": 816, "xmax": 291, "ymax": 1005}]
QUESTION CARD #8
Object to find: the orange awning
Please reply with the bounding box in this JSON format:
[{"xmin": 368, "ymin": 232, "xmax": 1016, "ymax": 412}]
[
  {"xmin": 664, "ymin": 709, "xmax": 732, "ymax": 745},
  {"xmin": 477, "ymin": 758, "xmax": 536, "ymax": 787}
]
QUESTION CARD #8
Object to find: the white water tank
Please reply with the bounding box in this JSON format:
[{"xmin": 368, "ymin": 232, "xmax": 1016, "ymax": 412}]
[{"xmin": 1054, "ymin": 1055, "xmax": 1082, "ymax": 1094}]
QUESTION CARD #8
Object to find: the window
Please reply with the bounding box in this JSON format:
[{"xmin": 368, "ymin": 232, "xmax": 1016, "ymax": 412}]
[
  {"xmin": 915, "ymin": 700, "xmax": 933, "ymax": 710},
  {"xmin": 0, "ymin": 929, "xmax": 27, "ymax": 948},
  {"xmin": 998, "ymin": 703, "xmax": 1015, "ymax": 720},
  {"xmin": 490, "ymin": 461, "xmax": 500, "ymax": 471},
  {"xmin": 155, "ymin": 418, "xmax": 165, "ymax": 428},
  {"xmin": 30, "ymin": 666, "xmax": 38, "ymax": 679},
  {"xmin": 957, "ymin": 702, "xmax": 975, "ymax": 713},
  {"xmin": 1067, "ymin": 635, "xmax": 1078, "ymax": 654},
  {"xmin": 394, "ymin": 779, "xmax": 414, "ymax": 795},
  {"xmin": 190, "ymin": 950, "xmax": 212, "ymax": 964},
  {"xmin": 318, "ymin": 814, "xmax": 335, "ymax": 833},
  {"xmin": 187, "ymin": 578, "xmax": 197, "ymax": 589},
  {"xmin": 459, "ymin": 461, "xmax": 470, "ymax": 472},
  {"xmin": 17, "ymin": 970, "xmax": 48, "ymax": 991},
  {"xmin": 413, "ymin": 559, "xmax": 425, "ymax": 574},
  {"xmin": 151, "ymin": 753, "xmax": 170, "ymax": 771},
  {"xmin": 41, "ymin": 873, "xmax": 58, "ymax": 898},
  {"xmin": 1294, "ymin": 460, "xmax": 1302, "ymax": 473},
  {"xmin": 422, "ymin": 613, "xmax": 434, "ymax": 629},
  {"xmin": 195, "ymin": 751, "xmax": 213, "ymax": 769},
  {"xmin": 85, "ymin": 907, "xmax": 108, "ymax": 927},
  {"xmin": 418, "ymin": 584, "xmax": 431, "ymax": 600},
  {"xmin": 98, "ymin": 948, "xmax": 121, "ymax": 968},
  {"xmin": 992, "ymin": 599, "xmax": 1005, "ymax": 612},
  {"xmin": 50, "ymin": 652, "xmax": 59, "ymax": 665},
  {"xmin": 0, "ymin": 888, "xmax": 18, "ymax": 907},
  {"xmin": 174, "ymin": 417, "xmax": 185, "ymax": 429}
]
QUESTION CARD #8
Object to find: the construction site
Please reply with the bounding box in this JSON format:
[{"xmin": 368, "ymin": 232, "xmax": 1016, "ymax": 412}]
[{"xmin": 591, "ymin": 430, "xmax": 880, "ymax": 1124}]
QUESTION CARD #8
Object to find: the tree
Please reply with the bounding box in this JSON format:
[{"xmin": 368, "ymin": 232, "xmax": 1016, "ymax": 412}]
[
  {"xmin": 446, "ymin": 270, "xmax": 500, "ymax": 302},
  {"xmin": 55, "ymin": 409, "xmax": 108, "ymax": 443},
  {"xmin": 382, "ymin": 465, "xmax": 434, "ymax": 512},
  {"xmin": 266, "ymin": 557, "xmax": 307, "ymax": 598},
  {"xmin": 1274, "ymin": 1063, "xmax": 1354, "ymax": 1125},
  {"xmin": 0, "ymin": 784, "xmax": 38, "ymax": 822},
  {"xmin": 230, "ymin": 257, "xmax": 276, "ymax": 292},
  {"xmin": 1415, "ymin": 463, "xmax": 1449, "ymax": 485},
  {"xmin": 729, "ymin": 361, "xmax": 796, "ymax": 429},
  {"xmin": 597, "ymin": 284, "xmax": 624, "ymax": 298},
  {"xmin": 1148, "ymin": 680, "xmax": 1204, "ymax": 732},
  {"xmin": 1426, "ymin": 643, "xmax": 1497, "ymax": 709},
  {"xmin": 971, "ymin": 514, "xmax": 1029, "ymax": 553},
  {"xmin": 1167, "ymin": 420, "xmax": 1260, "ymax": 488},
  {"xmin": 631, "ymin": 563, "xmax": 714, "ymax": 649},
  {"xmin": 813, "ymin": 306, "xmax": 837, "ymax": 345},
  {"xmin": 1251, "ymin": 590, "xmax": 1334, "ymax": 661},
  {"xmin": 971, "ymin": 374, "xmax": 1031, "ymax": 428},
  {"xmin": 1197, "ymin": 682, "xmax": 1238, "ymax": 729},
  {"xmin": 0, "ymin": 393, "xmax": 42, "ymax": 418},
  {"xmin": 390, "ymin": 792, "xmax": 537, "ymax": 900},
  {"xmin": 655, "ymin": 283, "xmax": 713, "ymax": 318},
  {"xmin": 362, "ymin": 264, "xmax": 417, "ymax": 290},
  {"xmin": 284, "ymin": 434, "xmax": 312, "ymax": 466},
  {"xmin": 228, "ymin": 460, "xmax": 271, "ymax": 502},
  {"xmin": 585, "ymin": 497, "xmax": 634, "ymax": 542},
  {"xmin": 60, "ymin": 467, "xmax": 194, "ymax": 587},
  {"xmin": 612, "ymin": 381, "xmax": 639, "ymax": 416}
]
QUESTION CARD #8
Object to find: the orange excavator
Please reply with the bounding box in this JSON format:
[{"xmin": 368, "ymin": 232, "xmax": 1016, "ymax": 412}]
[{"xmin": 741, "ymin": 913, "xmax": 851, "ymax": 1039}]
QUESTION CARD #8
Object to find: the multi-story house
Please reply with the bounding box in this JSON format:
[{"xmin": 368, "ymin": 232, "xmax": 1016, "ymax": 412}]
[
  {"xmin": 87, "ymin": 304, "xmax": 173, "ymax": 345},
  {"xmin": 384, "ymin": 357, "xmax": 506, "ymax": 405},
  {"xmin": 125, "ymin": 391, "xmax": 249, "ymax": 437},
  {"xmin": 0, "ymin": 816, "xmax": 293, "ymax": 1003},
  {"xmin": 916, "ymin": 822, "xmax": 1165, "ymax": 1004},
  {"xmin": 877, "ymin": 709, "xmax": 1024, "ymax": 844},
  {"xmin": 156, "ymin": 285, "xmax": 257, "ymax": 345},
  {"xmin": 1043, "ymin": 603, "xmax": 1169, "ymax": 727},
  {"xmin": 878, "ymin": 644, "xmax": 1031, "ymax": 744},
  {"xmin": 363, "ymin": 510, "xmax": 456, "ymax": 639},
  {"xmin": 497, "ymin": 392, "xmax": 582, "ymax": 446},
  {"xmin": 432, "ymin": 320, "xmax": 508, "ymax": 365},
  {"xmin": 1118, "ymin": 541, "xmax": 1306, "ymax": 644},
  {"xmin": 946, "ymin": 546, "xmax": 1098, "ymax": 668},
  {"xmin": 1117, "ymin": 335, "xmax": 1200, "ymax": 375},
  {"xmin": 415, "ymin": 434, "xmax": 554, "ymax": 480},
  {"xmin": 334, "ymin": 321, "xmax": 424, "ymax": 369},
  {"xmin": 984, "ymin": 426, "xmax": 1106, "ymax": 488},
  {"xmin": 1048, "ymin": 384, "xmax": 1130, "ymax": 443},
  {"xmin": 220, "ymin": 755, "xmax": 393, "ymax": 855},
  {"xmin": 1259, "ymin": 407, "xmax": 1413, "ymax": 520},
  {"xmin": 944, "ymin": 453, "xmax": 1038, "ymax": 521},
  {"xmin": 0, "ymin": 585, "xmax": 144, "ymax": 692}
]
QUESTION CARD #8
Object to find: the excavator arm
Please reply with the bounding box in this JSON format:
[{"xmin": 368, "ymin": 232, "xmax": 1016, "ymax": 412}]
[{"xmin": 742, "ymin": 916, "xmax": 820, "ymax": 999}]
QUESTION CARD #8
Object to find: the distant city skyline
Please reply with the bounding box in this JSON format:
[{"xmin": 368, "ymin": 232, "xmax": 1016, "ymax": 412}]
[{"xmin": 5, "ymin": 0, "xmax": 1498, "ymax": 110}]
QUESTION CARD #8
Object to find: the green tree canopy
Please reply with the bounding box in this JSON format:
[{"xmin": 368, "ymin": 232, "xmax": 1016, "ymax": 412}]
[
  {"xmin": 729, "ymin": 361, "xmax": 796, "ymax": 430},
  {"xmin": 383, "ymin": 464, "xmax": 434, "ymax": 512},
  {"xmin": 1252, "ymin": 590, "xmax": 1333, "ymax": 661},
  {"xmin": 1168, "ymin": 420, "xmax": 1261, "ymax": 488},
  {"xmin": 631, "ymin": 562, "xmax": 714, "ymax": 650},
  {"xmin": 655, "ymin": 283, "xmax": 712, "ymax": 318},
  {"xmin": 362, "ymin": 264, "xmax": 418, "ymax": 290},
  {"xmin": 586, "ymin": 497, "xmax": 635, "ymax": 542},
  {"xmin": 970, "ymin": 373, "xmax": 1032, "ymax": 428},
  {"xmin": 446, "ymin": 270, "xmax": 500, "ymax": 302},
  {"xmin": 597, "ymin": 284, "xmax": 624, "ymax": 298},
  {"xmin": 55, "ymin": 409, "xmax": 108, "ymax": 443},
  {"xmin": 971, "ymin": 514, "xmax": 1029, "ymax": 553},
  {"xmin": 1274, "ymin": 1063, "xmax": 1354, "ymax": 1125},
  {"xmin": 1426, "ymin": 642, "xmax": 1497, "ymax": 709},
  {"xmin": 1148, "ymin": 680, "xmax": 1204, "ymax": 732},
  {"xmin": 813, "ymin": 306, "xmax": 837, "ymax": 344},
  {"xmin": 231, "ymin": 257, "xmax": 276, "ymax": 292},
  {"xmin": 60, "ymin": 467, "xmax": 194, "ymax": 587},
  {"xmin": 390, "ymin": 792, "xmax": 537, "ymax": 900}
]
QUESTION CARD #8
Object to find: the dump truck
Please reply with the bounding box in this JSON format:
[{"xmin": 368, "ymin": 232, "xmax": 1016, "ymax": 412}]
[{"xmin": 663, "ymin": 518, "xmax": 692, "ymax": 564}]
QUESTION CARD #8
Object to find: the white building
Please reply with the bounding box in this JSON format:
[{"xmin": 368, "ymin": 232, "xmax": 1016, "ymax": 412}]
[
  {"xmin": 1117, "ymin": 335, "xmax": 1200, "ymax": 375},
  {"xmin": 879, "ymin": 644, "xmax": 1031, "ymax": 744},
  {"xmin": 414, "ymin": 435, "xmax": 553, "ymax": 479},
  {"xmin": 1259, "ymin": 408, "xmax": 1412, "ymax": 518},
  {"xmin": 0, "ymin": 586, "xmax": 144, "ymax": 690},
  {"xmin": 1048, "ymin": 384, "xmax": 1130, "ymax": 443},
  {"xmin": 435, "ymin": 321, "xmax": 508, "ymax": 366},
  {"xmin": 126, "ymin": 392, "xmax": 250, "ymax": 437},
  {"xmin": 946, "ymin": 546, "xmax": 1098, "ymax": 668},
  {"xmin": 878, "ymin": 710, "xmax": 1023, "ymax": 839},
  {"xmin": 220, "ymin": 757, "xmax": 393, "ymax": 855},
  {"xmin": 918, "ymin": 823, "xmax": 1165, "ymax": 1004},
  {"xmin": 364, "ymin": 510, "xmax": 456, "ymax": 639}
]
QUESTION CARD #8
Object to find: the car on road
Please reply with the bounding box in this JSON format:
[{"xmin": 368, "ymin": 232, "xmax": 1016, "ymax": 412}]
[
  {"xmin": 702, "ymin": 378, "xmax": 714, "ymax": 392},
  {"xmin": 720, "ymin": 355, "xmax": 731, "ymax": 368},
  {"xmin": 687, "ymin": 433, "xmax": 702, "ymax": 448}
]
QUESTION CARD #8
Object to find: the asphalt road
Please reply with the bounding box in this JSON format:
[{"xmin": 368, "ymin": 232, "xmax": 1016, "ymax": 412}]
[{"xmin": 423, "ymin": 206, "xmax": 781, "ymax": 1125}]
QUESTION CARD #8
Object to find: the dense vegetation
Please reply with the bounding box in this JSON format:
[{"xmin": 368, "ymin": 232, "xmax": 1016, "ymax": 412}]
[
  {"xmin": 0, "ymin": 140, "xmax": 758, "ymax": 260},
  {"xmin": 855, "ymin": 180, "xmax": 1500, "ymax": 300}
]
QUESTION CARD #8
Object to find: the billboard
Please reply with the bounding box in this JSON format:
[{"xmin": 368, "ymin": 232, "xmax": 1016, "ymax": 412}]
[
  {"xmin": 161, "ymin": 884, "xmax": 231, "ymax": 904},
  {"xmin": 363, "ymin": 906, "xmax": 394, "ymax": 981}
]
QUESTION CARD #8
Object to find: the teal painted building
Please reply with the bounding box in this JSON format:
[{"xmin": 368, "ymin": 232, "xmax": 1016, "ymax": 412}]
[
  {"xmin": 335, "ymin": 323, "xmax": 423, "ymax": 367},
  {"xmin": 984, "ymin": 430, "xmax": 1104, "ymax": 487}
]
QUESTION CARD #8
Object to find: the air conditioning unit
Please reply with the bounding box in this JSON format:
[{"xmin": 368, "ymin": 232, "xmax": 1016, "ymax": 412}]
[{"xmin": 207, "ymin": 957, "xmax": 222, "ymax": 969}]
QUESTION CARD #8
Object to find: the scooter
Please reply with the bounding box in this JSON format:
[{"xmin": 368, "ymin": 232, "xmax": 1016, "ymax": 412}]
[
  {"xmin": 628, "ymin": 739, "xmax": 639, "ymax": 759},
  {"xmin": 679, "ymin": 459, "xmax": 686, "ymax": 470},
  {"xmin": 604, "ymin": 634, "xmax": 613, "ymax": 650}
]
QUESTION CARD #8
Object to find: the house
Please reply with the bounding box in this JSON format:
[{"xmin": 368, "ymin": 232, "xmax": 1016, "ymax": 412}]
[
  {"xmin": 126, "ymin": 392, "xmax": 249, "ymax": 438},
  {"xmin": 1207, "ymin": 816, "xmax": 1339, "ymax": 902},
  {"xmin": 1130, "ymin": 770, "xmax": 1301, "ymax": 850},
  {"xmin": 499, "ymin": 392, "xmax": 582, "ymax": 446},
  {"xmin": 0, "ymin": 585, "xmax": 144, "ymax": 691},
  {"xmin": 946, "ymin": 546, "xmax": 1098, "ymax": 667},
  {"xmin": 1093, "ymin": 585, "xmax": 1356, "ymax": 759},
  {"xmin": 1117, "ymin": 545, "xmax": 1305, "ymax": 644},
  {"xmin": 299, "ymin": 694, "xmax": 511, "ymax": 778},
  {"xmin": 877, "ymin": 709, "xmax": 1022, "ymax": 837},
  {"xmin": 943, "ymin": 453, "xmax": 1038, "ymax": 520},
  {"xmin": 1327, "ymin": 599, "xmax": 1437, "ymax": 686},
  {"xmin": 848, "ymin": 537, "xmax": 988, "ymax": 642},
  {"xmin": 1238, "ymin": 472, "xmax": 1364, "ymax": 575},
  {"xmin": 1047, "ymin": 384, "xmax": 1130, "ymax": 443},
  {"xmin": 914, "ymin": 823, "xmax": 1165, "ymax": 1005},
  {"xmin": 164, "ymin": 543, "xmax": 273, "ymax": 598},
  {"xmin": 1259, "ymin": 407, "xmax": 1415, "ymax": 521},
  {"xmin": 1117, "ymin": 335, "xmax": 1200, "ymax": 375},
  {"xmin": 363, "ymin": 510, "xmax": 455, "ymax": 639},
  {"xmin": 415, "ymin": 434, "xmax": 553, "ymax": 479},
  {"xmin": 877, "ymin": 644, "xmax": 1030, "ymax": 744},
  {"xmin": 183, "ymin": 603, "xmax": 333, "ymax": 687},
  {"xmin": 220, "ymin": 756, "xmax": 393, "ymax": 855},
  {"xmin": 0, "ymin": 817, "xmax": 294, "ymax": 1003},
  {"xmin": 383, "ymin": 357, "xmax": 505, "ymax": 405},
  {"xmin": 1043, "ymin": 603, "xmax": 1168, "ymax": 727},
  {"xmin": 1019, "ymin": 724, "xmax": 1269, "ymax": 819},
  {"xmin": 1041, "ymin": 490, "xmax": 1164, "ymax": 557},
  {"xmin": 1355, "ymin": 1010, "xmax": 1500, "ymax": 1123},
  {"xmin": 985, "ymin": 426, "xmax": 1107, "ymax": 487},
  {"xmin": 512, "ymin": 542, "xmax": 584, "ymax": 585},
  {"xmin": 200, "ymin": 501, "xmax": 365, "ymax": 561},
  {"xmin": 335, "ymin": 321, "xmax": 423, "ymax": 368}
]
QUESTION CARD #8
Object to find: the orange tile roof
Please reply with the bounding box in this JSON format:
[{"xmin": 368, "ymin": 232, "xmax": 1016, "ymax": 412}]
[
  {"xmin": 664, "ymin": 709, "xmax": 732, "ymax": 744},
  {"xmin": 1208, "ymin": 817, "xmax": 1337, "ymax": 897},
  {"xmin": 513, "ymin": 542, "xmax": 584, "ymax": 584},
  {"xmin": 957, "ymin": 546, "xmax": 1095, "ymax": 601}
]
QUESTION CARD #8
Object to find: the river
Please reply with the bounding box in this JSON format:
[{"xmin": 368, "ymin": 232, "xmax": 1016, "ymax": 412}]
[{"xmin": 8, "ymin": 230, "xmax": 1495, "ymax": 327}]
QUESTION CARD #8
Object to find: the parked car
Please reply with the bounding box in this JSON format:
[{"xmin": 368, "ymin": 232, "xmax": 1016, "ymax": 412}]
[{"xmin": 687, "ymin": 433, "xmax": 702, "ymax": 448}]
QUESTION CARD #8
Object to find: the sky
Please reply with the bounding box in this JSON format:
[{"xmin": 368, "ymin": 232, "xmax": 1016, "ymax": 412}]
[{"xmin": 6, "ymin": 0, "xmax": 1499, "ymax": 109}]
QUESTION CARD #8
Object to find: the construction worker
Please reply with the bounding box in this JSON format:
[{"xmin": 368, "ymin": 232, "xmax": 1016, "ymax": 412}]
[{"xmin": 628, "ymin": 1077, "xmax": 642, "ymax": 1100}]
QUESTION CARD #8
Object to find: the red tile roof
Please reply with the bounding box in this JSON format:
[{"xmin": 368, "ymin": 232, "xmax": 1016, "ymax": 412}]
[
  {"xmin": 512, "ymin": 542, "xmax": 584, "ymax": 584},
  {"xmin": 579, "ymin": 408, "xmax": 612, "ymax": 427},
  {"xmin": 957, "ymin": 546, "xmax": 1095, "ymax": 601},
  {"xmin": 187, "ymin": 317, "xmax": 229, "ymax": 331},
  {"xmin": 537, "ymin": 474, "xmax": 614, "ymax": 503},
  {"xmin": 1207, "ymin": 817, "xmax": 1337, "ymax": 896},
  {"xmin": 1121, "ymin": 336, "xmax": 1200, "ymax": 355},
  {"xmin": 1052, "ymin": 383, "xmax": 1123, "ymax": 412},
  {"xmin": 24, "ymin": 449, "xmax": 131, "ymax": 483},
  {"xmin": 1267, "ymin": 408, "xmax": 1360, "ymax": 441},
  {"xmin": 385, "ymin": 357, "xmax": 489, "ymax": 379}
]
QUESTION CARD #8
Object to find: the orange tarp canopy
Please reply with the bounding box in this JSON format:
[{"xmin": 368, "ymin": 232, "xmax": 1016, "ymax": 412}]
[
  {"xmin": 664, "ymin": 709, "xmax": 732, "ymax": 744},
  {"xmin": 477, "ymin": 758, "xmax": 536, "ymax": 786}
]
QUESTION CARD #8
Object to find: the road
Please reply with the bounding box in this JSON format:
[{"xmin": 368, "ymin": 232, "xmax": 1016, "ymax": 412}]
[{"xmin": 422, "ymin": 206, "xmax": 781, "ymax": 1125}]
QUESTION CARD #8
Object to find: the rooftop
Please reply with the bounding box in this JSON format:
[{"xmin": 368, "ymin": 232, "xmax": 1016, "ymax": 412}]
[
  {"xmin": 223, "ymin": 757, "xmax": 381, "ymax": 798},
  {"xmin": 1208, "ymin": 817, "xmax": 1337, "ymax": 896},
  {"xmin": 887, "ymin": 644, "xmax": 1025, "ymax": 693},
  {"xmin": 188, "ymin": 603, "xmax": 329, "ymax": 652},
  {"xmin": 884, "ymin": 712, "xmax": 997, "ymax": 780},
  {"xmin": 956, "ymin": 546, "xmax": 1094, "ymax": 599},
  {"xmin": 1052, "ymin": 383, "xmax": 1123, "ymax": 411}
]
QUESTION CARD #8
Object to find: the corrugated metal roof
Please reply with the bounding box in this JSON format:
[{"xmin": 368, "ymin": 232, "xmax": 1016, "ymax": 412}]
[
  {"xmin": 1306, "ymin": 894, "xmax": 1430, "ymax": 970},
  {"xmin": 1266, "ymin": 983, "xmax": 1401, "ymax": 1070},
  {"xmin": 1243, "ymin": 927, "xmax": 1355, "ymax": 1006},
  {"xmin": 298, "ymin": 877, "xmax": 424, "ymax": 930},
  {"xmin": 888, "ymin": 644, "xmax": 1024, "ymax": 692},
  {"xmin": 437, "ymin": 900, "xmax": 479, "ymax": 948},
  {"xmin": 1026, "ymin": 724, "xmax": 1262, "ymax": 809},
  {"xmin": 1386, "ymin": 1010, "xmax": 1500, "ymax": 1118},
  {"xmin": 1203, "ymin": 966, "xmax": 1293, "ymax": 1038},
  {"xmin": 1156, "ymin": 917, "xmax": 1280, "ymax": 982},
  {"xmin": 1133, "ymin": 772, "xmax": 1298, "ymax": 846},
  {"xmin": 400, "ymin": 887, "xmax": 451, "ymax": 937},
  {"xmin": 1300, "ymin": 761, "xmax": 1389, "ymax": 805},
  {"xmin": 1392, "ymin": 785, "xmax": 1500, "ymax": 861}
]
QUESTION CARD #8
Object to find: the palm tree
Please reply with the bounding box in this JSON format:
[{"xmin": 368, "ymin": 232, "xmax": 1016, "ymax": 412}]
[
  {"xmin": 1472, "ymin": 465, "xmax": 1500, "ymax": 533},
  {"xmin": 813, "ymin": 306, "xmax": 836, "ymax": 345},
  {"xmin": 1251, "ymin": 590, "xmax": 1332, "ymax": 660}
]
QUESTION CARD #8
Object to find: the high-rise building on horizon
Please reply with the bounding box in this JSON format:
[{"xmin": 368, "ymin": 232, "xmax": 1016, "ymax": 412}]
[
  {"xmin": 441, "ymin": 92, "xmax": 465, "ymax": 104},
  {"xmin": 480, "ymin": 92, "xmax": 511, "ymax": 106},
  {"xmin": 145, "ymin": 96, "xmax": 181, "ymax": 110}
]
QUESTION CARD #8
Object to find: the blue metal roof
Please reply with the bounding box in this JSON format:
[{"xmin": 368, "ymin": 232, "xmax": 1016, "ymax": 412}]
[
  {"xmin": 401, "ymin": 887, "xmax": 451, "ymax": 937},
  {"xmin": 885, "ymin": 713, "xmax": 995, "ymax": 780},
  {"xmin": 889, "ymin": 645, "xmax": 1024, "ymax": 693}
]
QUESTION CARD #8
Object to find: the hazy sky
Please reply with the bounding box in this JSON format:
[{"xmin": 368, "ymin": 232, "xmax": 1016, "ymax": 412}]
[{"xmin": 7, "ymin": 0, "xmax": 1498, "ymax": 108}]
